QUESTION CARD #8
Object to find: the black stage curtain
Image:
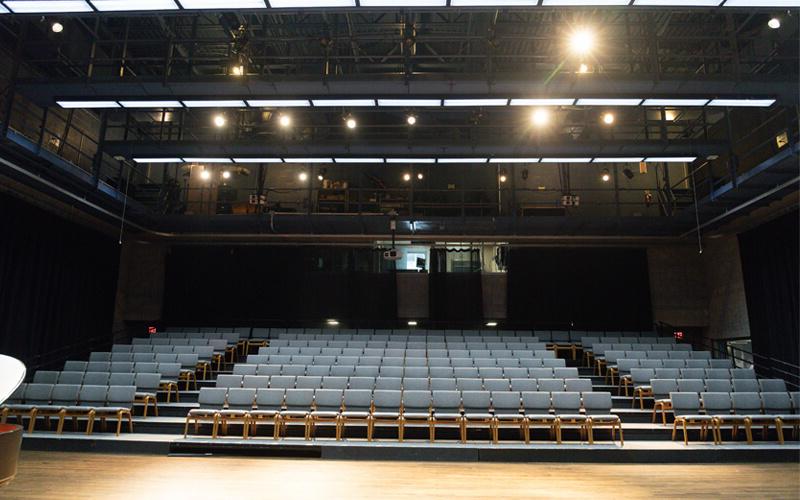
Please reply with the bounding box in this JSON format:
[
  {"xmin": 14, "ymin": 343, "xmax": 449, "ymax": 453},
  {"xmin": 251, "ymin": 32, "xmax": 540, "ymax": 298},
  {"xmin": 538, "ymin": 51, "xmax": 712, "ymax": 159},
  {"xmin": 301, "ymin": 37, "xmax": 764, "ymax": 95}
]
[
  {"xmin": 507, "ymin": 247, "xmax": 652, "ymax": 331},
  {"xmin": 0, "ymin": 192, "xmax": 120, "ymax": 366},
  {"xmin": 429, "ymin": 248, "xmax": 483, "ymax": 323},
  {"xmin": 738, "ymin": 211, "xmax": 799, "ymax": 367},
  {"xmin": 163, "ymin": 246, "xmax": 396, "ymax": 325}
]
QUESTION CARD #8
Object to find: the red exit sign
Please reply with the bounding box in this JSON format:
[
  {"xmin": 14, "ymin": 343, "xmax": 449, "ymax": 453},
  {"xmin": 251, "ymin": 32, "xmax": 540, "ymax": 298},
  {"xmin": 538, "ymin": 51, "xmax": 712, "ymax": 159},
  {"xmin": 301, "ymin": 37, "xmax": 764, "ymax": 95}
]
[
  {"xmin": 148, "ymin": 326, "xmax": 158, "ymax": 335},
  {"xmin": 674, "ymin": 330, "xmax": 684, "ymax": 340}
]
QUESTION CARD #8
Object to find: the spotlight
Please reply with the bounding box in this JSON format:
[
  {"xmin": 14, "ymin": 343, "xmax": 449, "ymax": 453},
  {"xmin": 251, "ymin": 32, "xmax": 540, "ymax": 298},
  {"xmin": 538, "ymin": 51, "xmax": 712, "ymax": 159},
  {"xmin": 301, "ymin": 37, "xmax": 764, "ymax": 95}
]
[
  {"xmin": 578, "ymin": 63, "xmax": 589, "ymax": 74},
  {"xmin": 317, "ymin": 174, "xmax": 324, "ymax": 181},
  {"xmin": 664, "ymin": 110, "xmax": 677, "ymax": 121},
  {"xmin": 213, "ymin": 114, "xmax": 226, "ymax": 128},
  {"xmin": 279, "ymin": 114, "xmax": 291, "ymax": 128},
  {"xmin": 51, "ymin": 22, "xmax": 64, "ymax": 33},
  {"xmin": 407, "ymin": 320, "xmax": 418, "ymax": 326},
  {"xmin": 417, "ymin": 172, "xmax": 424, "ymax": 180},
  {"xmin": 569, "ymin": 28, "xmax": 595, "ymax": 56},
  {"xmin": 199, "ymin": 169, "xmax": 211, "ymax": 181},
  {"xmin": 485, "ymin": 321, "xmax": 498, "ymax": 327},
  {"xmin": 345, "ymin": 116, "xmax": 357, "ymax": 129},
  {"xmin": 298, "ymin": 172, "xmax": 308, "ymax": 182},
  {"xmin": 221, "ymin": 170, "xmax": 231, "ymax": 179},
  {"xmin": 231, "ymin": 65, "xmax": 244, "ymax": 76},
  {"xmin": 407, "ymin": 115, "xmax": 417, "ymax": 126},
  {"xmin": 403, "ymin": 173, "xmax": 411, "ymax": 182},
  {"xmin": 601, "ymin": 169, "xmax": 611, "ymax": 182},
  {"xmin": 768, "ymin": 17, "xmax": 781, "ymax": 29},
  {"xmin": 499, "ymin": 174, "xmax": 508, "ymax": 183},
  {"xmin": 531, "ymin": 108, "xmax": 549, "ymax": 127},
  {"xmin": 326, "ymin": 319, "xmax": 339, "ymax": 326},
  {"xmin": 602, "ymin": 112, "xmax": 615, "ymax": 125}
]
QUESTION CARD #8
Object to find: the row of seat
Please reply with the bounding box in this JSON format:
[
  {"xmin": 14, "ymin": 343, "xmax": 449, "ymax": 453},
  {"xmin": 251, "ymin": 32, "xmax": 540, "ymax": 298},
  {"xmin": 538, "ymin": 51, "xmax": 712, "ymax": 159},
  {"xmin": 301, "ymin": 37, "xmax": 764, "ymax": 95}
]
[
  {"xmin": 60, "ymin": 361, "xmax": 191, "ymax": 399},
  {"xmin": 131, "ymin": 337, "xmax": 228, "ymax": 347},
  {"xmin": 233, "ymin": 363, "xmax": 578, "ymax": 379},
  {"xmin": 670, "ymin": 391, "xmax": 800, "ymax": 445},
  {"xmin": 109, "ymin": 345, "xmax": 215, "ymax": 357},
  {"xmin": 257, "ymin": 347, "xmax": 556, "ymax": 357},
  {"xmin": 216, "ymin": 374, "xmax": 594, "ymax": 393},
  {"xmin": 165, "ymin": 327, "xmax": 248, "ymax": 334},
  {"xmin": 1, "ymin": 384, "xmax": 136, "ymax": 435},
  {"xmin": 244, "ymin": 355, "xmax": 566, "ymax": 367},
  {"xmin": 615, "ymin": 358, "xmax": 732, "ymax": 376},
  {"xmin": 265, "ymin": 341, "xmax": 546, "ymax": 349},
  {"xmin": 185, "ymin": 387, "xmax": 620, "ymax": 444}
]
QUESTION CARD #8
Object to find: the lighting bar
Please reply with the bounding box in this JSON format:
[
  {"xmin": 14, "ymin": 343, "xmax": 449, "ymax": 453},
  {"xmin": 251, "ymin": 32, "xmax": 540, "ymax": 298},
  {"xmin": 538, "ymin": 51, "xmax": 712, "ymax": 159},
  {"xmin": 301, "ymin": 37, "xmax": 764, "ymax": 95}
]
[
  {"xmin": 450, "ymin": 0, "xmax": 538, "ymax": 5},
  {"xmin": 509, "ymin": 98, "xmax": 575, "ymax": 106},
  {"xmin": 385, "ymin": 158, "xmax": 436, "ymax": 164},
  {"xmin": 707, "ymin": 99, "xmax": 776, "ymax": 107},
  {"xmin": 724, "ymin": 0, "xmax": 800, "ymax": 6},
  {"xmin": 540, "ymin": 158, "xmax": 593, "ymax": 163},
  {"xmin": 0, "ymin": 4, "xmax": 8, "ymax": 12},
  {"xmin": 179, "ymin": 0, "xmax": 264, "ymax": 6},
  {"xmin": 443, "ymin": 99, "xmax": 508, "ymax": 107},
  {"xmin": 576, "ymin": 98, "xmax": 643, "ymax": 106},
  {"xmin": 489, "ymin": 158, "xmax": 540, "ymax": 163},
  {"xmin": 437, "ymin": 158, "xmax": 488, "ymax": 164},
  {"xmin": 542, "ymin": 0, "xmax": 629, "ymax": 4},
  {"xmin": 5, "ymin": 0, "xmax": 92, "ymax": 12},
  {"xmin": 183, "ymin": 158, "xmax": 232, "ymax": 163},
  {"xmin": 89, "ymin": 0, "xmax": 178, "ymax": 11},
  {"xmin": 133, "ymin": 158, "xmax": 183, "ymax": 163},
  {"xmin": 269, "ymin": 0, "xmax": 355, "ymax": 6},
  {"xmin": 311, "ymin": 99, "xmax": 376, "ymax": 107},
  {"xmin": 644, "ymin": 157, "xmax": 697, "ymax": 163},
  {"xmin": 247, "ymin": 99, "xmax": 311, "ymax": 107},
  {"xmin": 592, "ymin": 157, "xmax": 645, "ymax": 163},
  {"xmin": 642, "ymin": 98, "xmax": 709, "ymax": 107},
  {"xmin": 377, "ymin": 99, "xmax": 442, "ymax": 107},
  {"xmin": 118, "ymin": 100, "xmax": 183, "ymax": 108},
  {"xmin": 333, "ymin": 158, "xmax": 385, "ymax": 163},
  {"xmin": 181, "ymin": 100, "xmax": 246, "ymax": 108},
  {"xmin": 57, "ymin": 101, "xmax": 120, "ymax": 108},
  {"xmin": 634, "ymin": 0, "xmax": 722, "ymax": 5},
  {"xmin": 232, "ymin": 158, "xmax": 283, "ymax": 163},
  {"xmin": 361, "ymin": 0, "xmax": 445, "ymax": 5},
  {"xmin": 283, "ymin": 158, "xmax": 334, "ymax": 163}
]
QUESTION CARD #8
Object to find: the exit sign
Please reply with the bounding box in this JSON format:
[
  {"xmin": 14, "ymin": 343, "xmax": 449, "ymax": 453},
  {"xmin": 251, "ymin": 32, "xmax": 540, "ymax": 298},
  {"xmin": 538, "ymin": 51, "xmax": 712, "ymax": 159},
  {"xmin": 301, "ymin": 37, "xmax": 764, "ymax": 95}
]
[{"xmin": 148, "ymin": 326, "xmax": 157, "ymax": 335}]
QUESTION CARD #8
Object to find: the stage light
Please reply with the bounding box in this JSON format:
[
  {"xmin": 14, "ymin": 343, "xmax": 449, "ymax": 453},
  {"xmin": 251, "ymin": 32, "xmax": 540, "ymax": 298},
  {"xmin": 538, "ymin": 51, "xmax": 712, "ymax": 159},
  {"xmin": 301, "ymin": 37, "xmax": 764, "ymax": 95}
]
[
  {"xmin": 499, "ymin": 174, "xmax": 507, "ymax": 183},
  {"xmin": 199, "ymin": 170, "xmax": 211, "ymax": 181},
  {"xmin": 531, "ymin": 108, "xmax": 549, "ymax": 127},
  {"xmin": 485, "ymin": 321, "xmax": 498, "ymax": 327},
  {"xmin": 406, "ymin": 115, "xmax": 417, "ymax": 126},
  {"xmin": 51, "ymin": 21, "xmax": 63, "ymax": 33},
  {"xmin": 279, "ymin": 114, "xmax": 291, "ymax": 127},
  {"xmin": 403, "ymin": 173, "xmax": 411, "ymax": 182},
  {"xmin": 417, "ymin": 172, "xmax": 424, "ymax": 180},
  {"xmin": 298, "ymin": 172, "xmax": 308, "ymax": 181},
  {"xmin": 602, "ymin": 112, "xmax": 615, "ymax": 125},
  {"xmin": 213, "ymin": 114, "xmax": 226, "ymax": 128},
  {"xmin": 769, "ymin": 17, "xmax": 781, "ymax": 29},
  {"xmin": 601, "ymin": 169, "xmax": 611, "ymax": 182},
  {"xmin": 221, "ymin": 170, "xmax": 231, "ymax": 179},
  {"xmin": 407, "ymin": 320, "xmax": 418, "ymax": 326},
  {"xmin": 346, "ymin": 117, "xmax": 357, "ymax": 129},
  {"xmin": 326, "ymin": 319, "xmax": 339, "ymax": 326},
  {"xmin": 568, "ymin": 28, "xmax": 595, "ymax": 56},
  {"xmin": 578, "ymin": 63, "xmax": 589, "ymax": 74}
]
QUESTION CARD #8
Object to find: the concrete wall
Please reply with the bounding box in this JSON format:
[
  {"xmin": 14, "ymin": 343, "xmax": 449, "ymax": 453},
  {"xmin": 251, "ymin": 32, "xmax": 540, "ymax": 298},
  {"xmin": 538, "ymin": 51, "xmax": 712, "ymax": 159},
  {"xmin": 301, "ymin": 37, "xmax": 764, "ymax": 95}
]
[
  {"xmin": 396, "ymin": 272, "xmax": 429, "ymax": 319},
  {"xmin": 481, "ymin": 273, "xmax": 507, "ymax": 320},
  {"xmin": 703, "ymin": 236, "xmax": 751, "ymax": 340},
  {"xmin": 112, "ymin": 239, "xmax": 167, "ymax": 341}
]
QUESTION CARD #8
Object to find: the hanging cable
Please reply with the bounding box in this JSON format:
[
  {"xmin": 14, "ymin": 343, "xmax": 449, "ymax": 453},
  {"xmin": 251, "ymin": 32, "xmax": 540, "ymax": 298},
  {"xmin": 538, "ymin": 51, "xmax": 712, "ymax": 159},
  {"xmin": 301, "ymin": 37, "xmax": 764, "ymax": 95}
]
[
  {"xmin": 118, "ymin": 163, "xmax": 132, "ymax": 245},
  {"xmin": 690, "ymin": 168, "xmax": 703, "ymax": 255}
]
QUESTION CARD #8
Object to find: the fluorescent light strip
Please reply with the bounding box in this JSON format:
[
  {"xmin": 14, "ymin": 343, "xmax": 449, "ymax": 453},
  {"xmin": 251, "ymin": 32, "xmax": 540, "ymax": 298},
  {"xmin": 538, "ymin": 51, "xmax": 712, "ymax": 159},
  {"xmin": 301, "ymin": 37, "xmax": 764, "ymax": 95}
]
[
  {"xmin": 232, "ymin": 158, "xmax": 283, "ymax": 163},
  {"xmin": 57, "ymin": 101, "xmax": 120, "ymax": 108},
  {"xmin": 509, "ymin": 98, "xmax": 575, "ymax": 106},
  {"xmin": 182, "ymin": 100, "xmax": 246, "ymax": 108},
  {"xmin": 247, "ymin": 99, "xmax": 311, "ymax": 107},
  {"xmin": 283, "ymin": 158, "xmax": 334, "ymax": 163},
  {"xmin": 119, "ymin": 100, "xmax": 183, "ymax": 108},
  {"xmin": 540, "ymin": 158, "xmax": 593, "ymax": 163},
  {"xmin": 707, "ymin": 99, "xmax": 776, "ymax": 107},
  {"xmin": 179, "ymin": 0, "xmax": 265, "ymax": 7},
  {"xmin": 576, "ymin": 98, "xmax": 643, "ymax": 106},
  {"xmin": 542, "ymin": 0, "xmax": 629, "ymax": 4},
  {"xmin": 133, "ymin": 158, "xmax": 183, "ymax": 163},
  {"xmin": 451, "ymin": 0, "xmax": 538, "ymax": 4},
  {"xmin": 724, "ymin": 0, "xmax": 800, "ymax": 6},
  {"xmin": 269, "ymin": 0, "xmax": 355, "ymax": 6},
  {"xmin": 183, "ymin": 158, "xmax": 232, "ymax": 163},
  {"xmin": 642, "ymin": 99, "xmax": 709, "ymax": 107},
  {"xmin": 361, "ymin": 0, "xmax": 445, "ymax": 5},
  {"xmin": 0, "ymin": 4, "xmax": 8, "ymax": 12},
  {"xmin": 645, "ymin": 157, "xmax": 697, "ymax": 163},
  {"xmin": 489, "ymin": 158, "xmax": 540, "ymax": 163},
  {"xmin": 333, "ymin": 158, "xmax": 384, "ymax": 163},
  {"xmin": 311, "ymin": 99, "xmax": 375, "ymax": 107},
  {"xmin": 377, "ymin": 99, "xmax": 442, "ymax": 107},
  {"xmin": 438, "ymin": 158, "xmax": 488, "ymax": 163},
  {"xmin": 385, "ymin": 158, "xmax": 436, "ymax": 164},
  {"xmin": 5, "ymin": 0, "xmax": 92, "ymax": 12},
  {"xmin": 89, "ymin": 0, "xmax": 178, "ymax": 11},
  {"xmin": 633, "ymin": 0, "xmax": 722, "ymax": 5},
  {"xmin": 443, "ymin": 99, "xmax": 508, "ymax": 107},
  {"xmin": 593, "ymin": 157, "xmax": 645, "ymax": 163}
]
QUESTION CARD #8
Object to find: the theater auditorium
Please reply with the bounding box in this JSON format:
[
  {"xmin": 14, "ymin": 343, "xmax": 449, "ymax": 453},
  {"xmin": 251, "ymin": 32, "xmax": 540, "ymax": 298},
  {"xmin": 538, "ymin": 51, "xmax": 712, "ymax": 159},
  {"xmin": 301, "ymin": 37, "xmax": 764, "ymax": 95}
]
[{"xmin": 0, "ymin": 1, "xmax": 798, "ymax": 498}]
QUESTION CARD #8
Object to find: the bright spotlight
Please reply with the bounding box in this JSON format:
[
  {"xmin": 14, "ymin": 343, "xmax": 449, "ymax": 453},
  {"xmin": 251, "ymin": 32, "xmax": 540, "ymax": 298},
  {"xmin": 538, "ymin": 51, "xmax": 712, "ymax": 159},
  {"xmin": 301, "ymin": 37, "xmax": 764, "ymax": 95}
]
[
  {"xmin": 531, "ymin": 108, "xmax": 549, "ymax": 127},
  {"xmin": 578, "ymin": 63, "xmax": 589, "ymax": 74},
  {"xmin": 231, "ymin": 65, "xmax": 244, "ymax": 76},
  {"xmin": 199, "ymin": 170, "xmax": 211, "ymax": 181},
  {"xmin": 326, "ymin": 319, "xmax": 339, "ymax": 326},
  {"xmin": 602, "ymin": 112, "xmax": 615, "ymax": 125},
  {"xmin": 221, "ymin": 170, "xmax": 231, "ymax": 179},
  {"xmin": 417, "ymin": 172, "xmax": 424, "ymax": 180},
  {"xmin": 499, "ymin": 174, "xmax": 508, "ymax": 183},
  {"xmin": 407, "ymin": 320, "xmax": 418, "ymax": 326},
  {"xmin": 601, "ymin": 169, "xmax": 611, "ymax": 182},
  {"xmin": 317, "ymin": 174, "xmax": 324, "ymax": 181},
  {"xmin": 569, "ymin": 28, "xmax": 595, "ymax": 56},
  {"xmin": 403, "ymin": 173, "xmax": 411, "ymax": 182},
  {"xmin": 485, "ymin": 321, "xmax": 498, "ymax": 327},
  {"xmin": 279, "ymin": 114, "xmax": 291, "ymax": 127},
  {"xmin": 346, "ymin": 117, "xmax": 357, "ymax": 129},
  {"xmin": 768, "ymin": 18, "xmax": 781, "ymax": 29},
  {"xmin": 407, "ymin": 115, "xmax": 417, "ymax": 126},
  {"xmin": 664, "ymin": 110, "xmax": 677, "ymax": 121},
  {"xmin": 213, "ymin": 114, "xmax": 226, "ymax": 128},
  {"xmin": 298, "ymin": 172, "xmax": 308, "ymax": 182},
  {"xmin": 51, "ymin": 22, "xmax": 64, "ymax": 33}
]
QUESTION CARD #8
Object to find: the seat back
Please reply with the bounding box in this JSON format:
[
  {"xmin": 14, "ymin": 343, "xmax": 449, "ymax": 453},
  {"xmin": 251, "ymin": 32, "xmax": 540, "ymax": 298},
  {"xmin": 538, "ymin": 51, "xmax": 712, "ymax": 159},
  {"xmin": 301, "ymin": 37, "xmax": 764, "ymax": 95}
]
[
  {"xmin": 402, "ymin": 390, "xmax": 431, "ymax": 414},
  {"xmin": 670, "ymin": 392, "xmax": 701, "ymax": 414},
  {"xmin": 521, "ymin": 391, "xmax": 551, "ymax": 413},
  {"xmin": 650, "ymin": 379, "xmax": 678, "ymax": 399},
  {"xmin": 255, "ymin": 388, "xmax": 285, "ymax": 410},
  {"xmin": 582, "ymin": 391, "xmax": 612, "ymax": 415},
  {"xmin": 79, "ymin": 385, "xmax": 108, "ymax": 406},
  {"xmin": 108, "ymin": 373, "xmax": 135, "ymax": 386},
  {"xmin": 551, "ymin": 392, "xmax": 581, "ymax": 413},
  {"xmin": 759, "ymin": 379, "xmax": 787, "ymax": 393},
  {"xmin": 700, "ymin": 392, "xmax": 731, "ymax": 413},
  {"xmin": 134, "ymin": 372, "xmax": 161, "ymax": 391},
  {"xmin": 461, "ymin": 391, "xmax": 490, "ymax": 412},
  {"xmin": 732, "ymin": 379, "xmax": 759, "ymax": 392},
  {"xmin": 762, "ymin": 392, "xmax": 792, "ymax": 414},
  {"xmin": 197, "ymin": 387, "xmax": 227, "ymax": 407},
  {"xmin": 565, "ymin": 378, "xmax": 592, "ymax": 393},
  {"xmin": 372, "ymin": 390, "xmax": 401, "ymax": 412},
  {"xmin": 431, "ymin": 390, "xmax": 461, "ymax": 413},
  {"xmin": 284, "ymin": 388, "xmax": 314, "ymax": 411},
  {"xmin": 705, "ymin": 379, "xmax": 732, "ymax": 392},
  {"xmin": 106, "ymin": 385, "xmax": 136, "ymax": 407},
  {"xmin": 731, "ymin": 392, "xmax": 762, "ymax": 414}
]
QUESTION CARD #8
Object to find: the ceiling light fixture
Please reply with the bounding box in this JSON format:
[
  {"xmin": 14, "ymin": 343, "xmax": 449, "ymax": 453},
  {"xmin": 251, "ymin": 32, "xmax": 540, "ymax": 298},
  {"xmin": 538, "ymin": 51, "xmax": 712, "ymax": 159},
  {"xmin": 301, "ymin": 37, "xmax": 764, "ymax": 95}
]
[
  {"xmin": 531, "ymin": 108, "xmax": 550, "ymax": 127},
  {"xmin": 56, "ymin": 101, "xmax": 119, "ymax": 108},
  {"xmin": 602, "ymin": 112, "xmax": 615, "ymax": 125},
  {"xmin": 179, "ymin": 0, "xmax": 265, "ymax": 7},
  {"xmin": 510, "ymin": 98, "xmax": 575, "ymax": 106},
  {"xmin": 417, "ymin": 172, "xmax": 424, "ymax": 180},
  {"xmin": 182, "ymin": 100, "xmax": 246, "ymax": 108},
  {"xmin": 642, "ymin": 98, "xmax": 709, "ymax": 107},
  {"xmin": 406, "ymin": 115, "xmax": 417, "ymax": 126},
  {"xmin": 231, "ymin": 158, "xmax": 283, "ymax": 163},
  {"xmin": 443, "ymin": 99, "xmax": 508, "ymax": 107},
  {"xmin": 601, "ymin": 169, "xmax": 611, "ymax": 182},
  {"xmin": 184, "ymin": 157, "xmax": 232, "ymax": 163},
  {"xmin": 333, "ymin": 158, "xmax": 384, "ymax": 163},
  {"xmin": 345, "ymin": 117, "xmax": 357, "ymax": 129},
  {"xmin": 298, "ymin": 172, "xmax": 309, "ymax": 181},
  {"xmin": 247, "ymin": 99, "xmax": 311, "ymax": 107},
  {"xmin": 644, "ymin": 157, "xmax": 697, "ymax": 163},
  {"xmin": 489, "ymin": 158, "xmax": 540, "ymax": 163},
  {"xmin": 377, "ymin": 99, "xmax": 442, "ymax": 107},
  {"xmin": 768, "ymin": 17, "xmax": 782, "ymax": 29},
  {"xmin": 284, "ymin": 158, "xmax": 334, "ymax": 163},
  {"xmin": 386, "ymin": 158, "xmax": 436, "ymax": 164},
  {"xmin": 50, "ymin": 21, "xmax": 63, "ymax": 32},
  {"xmin": 213, "ymin": 114, "xmax": 226, "ymax": 128},
  {"xmin": 278, "ymin": 114, "xmax": 291, "ymax": 127},
  {"xmin": 707, "ymin": 99, "xmax": 776, "ymax": 107},
  {"xmin": 132, "ymin": 158, "xmax": 183, "ymax": 163},
  {"xmin": 119, "ymin": 100, "xmax": 183, "ymax": 108},
  {"xmin": 540, "ymin": 158, "xmax": 593, "ymax": 163},
  {"xmin": 577, "ymin": 98, "xmax": 642, "ymax": 106},
  {"xmin": 89, "ymin": 0, "xmax": 178, "ymax": 10},
  {"xmin": 593, "ymin": 157, "xmax": 644, "ymax": 163},
  {"xmin": 312, "ymin": 99, "xmax": 375, "ymax": 107},
  {"xmin": 269, "ymin": 0, "xmax": 355, "ymax": 6},
  {"xmin": 437, "ymin": 158, "xmax": 488, "ymax": 163},
  {"xmin": 567, "ymin": 27, "xmax": 596, "ymax": 56},
  {"xmin": 5, "ymin": 0, "xmax": 92, "ymax": 13}
]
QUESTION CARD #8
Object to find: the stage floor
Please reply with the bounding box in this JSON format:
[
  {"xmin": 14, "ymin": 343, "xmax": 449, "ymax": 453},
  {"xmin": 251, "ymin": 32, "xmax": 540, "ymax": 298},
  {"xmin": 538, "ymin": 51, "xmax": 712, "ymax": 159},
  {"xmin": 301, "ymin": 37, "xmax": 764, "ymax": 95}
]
[{"xmin": 3, "ymin": 451, "xmax": 800, "ymax": 499}]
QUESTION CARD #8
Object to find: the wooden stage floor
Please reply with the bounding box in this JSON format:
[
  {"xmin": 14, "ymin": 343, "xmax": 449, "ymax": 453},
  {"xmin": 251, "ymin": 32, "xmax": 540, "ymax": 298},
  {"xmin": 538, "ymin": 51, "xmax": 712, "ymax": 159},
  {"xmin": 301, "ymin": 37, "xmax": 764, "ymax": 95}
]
[{"xmin": 3, "ymin": 451, "xmax": 799, "ymax": 499}]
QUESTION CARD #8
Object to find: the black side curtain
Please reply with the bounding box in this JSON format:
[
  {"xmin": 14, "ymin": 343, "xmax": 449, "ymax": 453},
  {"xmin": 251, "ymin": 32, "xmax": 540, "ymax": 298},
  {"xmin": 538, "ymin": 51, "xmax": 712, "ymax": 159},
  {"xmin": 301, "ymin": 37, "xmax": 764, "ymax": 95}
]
[
  {"xmin": 0, "ymin": 192, "xmax": 120, "ymax": 366},
  {"xmin": 738, "ymin": 211, "xmax": 800, "ymax": 367},
  {"xmin": 507, "ymin": 247, "xmax": 653, "ymax": 331},
  {"xmin": 429, "ymin": 248, "xmax": 483, "ymax": 322},
  {"xmin": 163, "ymin": 246, "xmax": 396, "ymax": 325}
]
